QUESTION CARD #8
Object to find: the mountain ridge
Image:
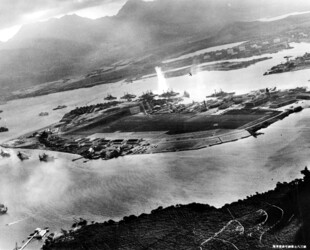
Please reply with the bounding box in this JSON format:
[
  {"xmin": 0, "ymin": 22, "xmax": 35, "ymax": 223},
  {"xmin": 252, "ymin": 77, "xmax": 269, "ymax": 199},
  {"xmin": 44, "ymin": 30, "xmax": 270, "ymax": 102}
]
[{"xmin": 2, "ymin": 0, "xmax": 310, "ymax": 98}]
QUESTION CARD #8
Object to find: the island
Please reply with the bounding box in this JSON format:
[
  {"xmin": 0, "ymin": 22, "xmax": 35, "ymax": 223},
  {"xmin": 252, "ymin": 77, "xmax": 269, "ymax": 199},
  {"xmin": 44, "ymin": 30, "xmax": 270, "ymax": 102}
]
[
  {"xmin": 163, "ymin": 57, "xmax": 272, "ymax": 79},
  {"xmin": 2, "ymin": 87, "xmax": 308, "ymax": 161}
]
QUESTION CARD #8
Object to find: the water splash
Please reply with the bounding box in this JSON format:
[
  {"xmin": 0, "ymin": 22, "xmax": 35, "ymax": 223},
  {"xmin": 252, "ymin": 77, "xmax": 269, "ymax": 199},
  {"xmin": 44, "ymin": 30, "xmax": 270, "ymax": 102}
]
[
  {"xmin": 155, "ymin": 67, "xmax": 168, "ymax": 93},
  {"xmin": 187, "ymin": 59, "xmax": 206, "ymax": 102},
  {"xmin": 190, "ymin": 57, "xmax": 201, "ymax": 76}
]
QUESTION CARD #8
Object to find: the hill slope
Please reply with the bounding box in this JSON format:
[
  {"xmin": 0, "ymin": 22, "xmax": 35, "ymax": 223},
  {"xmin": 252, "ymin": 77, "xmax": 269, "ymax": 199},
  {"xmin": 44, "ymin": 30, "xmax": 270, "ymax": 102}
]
[
  {"xmin": 1, "ymin": 0, "xmax": 310, "ymax": 98},
  {"xmin": 43, "ymin": 168, "xmax": 310, "ymax": 250}
]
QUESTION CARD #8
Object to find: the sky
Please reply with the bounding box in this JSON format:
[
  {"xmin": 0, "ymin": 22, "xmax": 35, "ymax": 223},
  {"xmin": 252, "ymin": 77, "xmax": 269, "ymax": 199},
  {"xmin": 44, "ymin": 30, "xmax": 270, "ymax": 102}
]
[
  {"xmin": 1, "ymin": 0, "xmax": 310, "ymax": 42},
  {"xmin": 0, "ymin": 0, "xmax": 129, "ymax": 42}
]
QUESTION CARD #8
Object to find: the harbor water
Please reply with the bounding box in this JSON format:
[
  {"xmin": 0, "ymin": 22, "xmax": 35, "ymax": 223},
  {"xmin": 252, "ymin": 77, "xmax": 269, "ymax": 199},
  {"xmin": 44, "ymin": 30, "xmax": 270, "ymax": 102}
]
[{"xmin": 1, "ymin": 42, "xmax": 310, "ymax": 249}]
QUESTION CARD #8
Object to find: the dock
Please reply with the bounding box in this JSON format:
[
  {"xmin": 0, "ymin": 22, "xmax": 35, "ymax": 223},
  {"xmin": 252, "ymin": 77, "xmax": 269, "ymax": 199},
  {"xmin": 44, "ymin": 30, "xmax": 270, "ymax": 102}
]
[
  {"xmin": 16, "ymin": 228, "xmax": 48, "ymax": 250},
  {"xmin": 18, "ymin": 233, "xmax": 36, "ymax": 250}
]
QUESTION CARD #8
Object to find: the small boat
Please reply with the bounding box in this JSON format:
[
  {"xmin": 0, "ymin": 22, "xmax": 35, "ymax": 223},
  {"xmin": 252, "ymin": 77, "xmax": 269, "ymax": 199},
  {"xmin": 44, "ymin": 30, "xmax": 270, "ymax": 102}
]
[
  {"xmin": 53, "ymin": 105, "xmax": 67, "ymax": 110},
  {"xmin": 0, "ymin": 204, "xmax": 8, "ymax": 214},
  {"xmin": 39, "ymin": 153, "xmax": 54, "ymax": 162},
  {"xmin": 17, "ymin": 151, "xmax": 29, "ymax": 161},
  {"xmin": 39, "ymin": 112, "xmax": 49, "ymax": 116},
  {"xmin": 104, "ymin": 94, "xmax": 117, "ymax": 101},
  {"xmin": 0, "ymin": 149, "xmax": 10, "ymax": 157},
  {"xmin": 0, "ymin": 127, "xmax": 8, "ymax": 132},
  {"xmin": 159, "ymin": 90, "xmax": 179, "ymax": 98}
]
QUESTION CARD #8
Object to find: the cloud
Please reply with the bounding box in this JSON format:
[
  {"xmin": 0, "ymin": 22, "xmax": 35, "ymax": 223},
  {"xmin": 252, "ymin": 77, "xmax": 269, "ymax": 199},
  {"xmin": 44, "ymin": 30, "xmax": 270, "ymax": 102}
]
[
  {"xmin": 2, "ymin": 0, "xmax": 310, "ymax": 34},
  {"xmin": 0, "ymin": 0, "xmax": 125, "ymax": 29}
]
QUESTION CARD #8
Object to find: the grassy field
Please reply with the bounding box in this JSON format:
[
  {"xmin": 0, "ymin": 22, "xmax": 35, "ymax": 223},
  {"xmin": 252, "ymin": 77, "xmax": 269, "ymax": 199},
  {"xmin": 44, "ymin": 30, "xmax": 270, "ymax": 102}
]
[{"xmin": 68, "ymin": 109, "xmax": 278, "ymax": 136}]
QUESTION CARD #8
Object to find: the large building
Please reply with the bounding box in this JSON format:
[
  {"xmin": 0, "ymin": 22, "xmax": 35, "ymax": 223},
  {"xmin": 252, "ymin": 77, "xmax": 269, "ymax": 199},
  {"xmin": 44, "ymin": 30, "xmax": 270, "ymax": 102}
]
[{"xmin": 245, "ymin": 97, "xmax": 269, "ymax": 108}]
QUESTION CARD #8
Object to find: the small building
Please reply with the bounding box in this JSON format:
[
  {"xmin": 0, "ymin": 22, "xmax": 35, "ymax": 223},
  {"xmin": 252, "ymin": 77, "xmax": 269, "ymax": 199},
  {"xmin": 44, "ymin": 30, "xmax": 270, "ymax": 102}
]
[
  {"xmin": 274, "ymin": 38, "xmax": 281, "ymax": 43},
  {"xmin": 269, "ymin": 99, "xmax": 296, "ymax": 108},
  {"xmin": 112, "ymin": 139, "xmax": 124, "ymax": 145},
  {"xmin": 227, "ymin": 48, "xmax": 234, "ymax": 55},
  {"xmin": 238, "ymin": 46, "xmax": 246, "ymax": 51},
  {"xmin": 127, "ymin": 139, "xmax": 140, "ymax": 145},
  {"xmin": 203, "ymin": 54, "xmax": 211, "ymax": 60},
  {"xmin": 129, "ymin": 106, "xmax": 141, "ymax": 115}
]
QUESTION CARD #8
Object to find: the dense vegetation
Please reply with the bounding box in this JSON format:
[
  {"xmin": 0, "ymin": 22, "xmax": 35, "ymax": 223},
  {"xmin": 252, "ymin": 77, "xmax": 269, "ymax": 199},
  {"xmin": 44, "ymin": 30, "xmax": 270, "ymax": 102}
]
[{"xmin": 43, "ymin": 168, "xmax": 310, "ymax": 250}]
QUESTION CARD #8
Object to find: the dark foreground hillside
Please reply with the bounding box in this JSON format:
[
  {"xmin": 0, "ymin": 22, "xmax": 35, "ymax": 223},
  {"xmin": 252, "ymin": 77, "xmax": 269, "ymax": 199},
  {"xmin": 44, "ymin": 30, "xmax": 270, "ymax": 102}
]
[{"xmin": 43, "ymin": 168, "xmax": 310, "ymax": 250}]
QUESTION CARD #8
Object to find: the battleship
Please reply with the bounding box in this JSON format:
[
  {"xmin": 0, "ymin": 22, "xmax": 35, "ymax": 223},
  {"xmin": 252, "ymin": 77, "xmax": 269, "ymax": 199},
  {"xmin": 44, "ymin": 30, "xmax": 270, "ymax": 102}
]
[
  {"xmin": 207, "ymin": 89, "xmax": 235, "ymax": 98},
  {"xmin": 139, "ymin": 91, "xmax": 157, "ymax": 101},
  {"xmin": 104, "ymin": 94, "xmax": 117, "ymax": 101},
  {"xmin": 159, "ymin": 90, "xmax": 179, "ymax": 98},
  {"xmin": 120, "ymin": 93, "xmax": 136, "ymax": 101}
]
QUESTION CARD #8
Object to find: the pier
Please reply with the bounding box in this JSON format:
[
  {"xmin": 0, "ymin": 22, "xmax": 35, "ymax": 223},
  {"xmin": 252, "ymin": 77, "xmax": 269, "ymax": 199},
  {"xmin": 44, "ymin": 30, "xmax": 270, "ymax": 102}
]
[{"xmin": 15, "ymin": 228, "xmax": 48, "ymax": 250}]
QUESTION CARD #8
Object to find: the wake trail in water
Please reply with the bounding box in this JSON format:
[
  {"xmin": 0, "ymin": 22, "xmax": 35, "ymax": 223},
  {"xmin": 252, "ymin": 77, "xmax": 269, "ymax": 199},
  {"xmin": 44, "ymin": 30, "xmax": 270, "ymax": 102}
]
[{"xmin": 6, "ymin": 217, "xmax": 29, "ymax": 226}]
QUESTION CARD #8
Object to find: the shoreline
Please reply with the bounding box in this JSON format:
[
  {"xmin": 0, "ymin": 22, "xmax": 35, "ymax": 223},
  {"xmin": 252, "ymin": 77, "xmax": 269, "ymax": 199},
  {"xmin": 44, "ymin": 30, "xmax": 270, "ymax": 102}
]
[
  {"xmin": 1, "ymin": 110, "xmax": 297, "ymax": 160},
  {"xmin": 4, "ymin": 57, "xmax": 271, "ymax": 102},
  {"xmin": 2, "ymin": 88, "xmax": 306, "ymax": 161},
  {"xmin": 42, "ymin": 167, "xmax": 310, "ymax": 250},
  {"xmin": 1, "ymin": 107, "xmax": 303, "ymax": 160},
  {"xmin": 2, "ymin": 39, "xmax": 294, "ymax": 102}
]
